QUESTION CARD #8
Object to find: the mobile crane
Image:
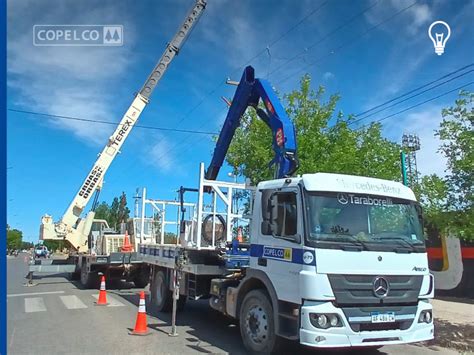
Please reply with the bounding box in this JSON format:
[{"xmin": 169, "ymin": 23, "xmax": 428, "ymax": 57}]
[
  {"xmin": 140, "ymin": 66, "xmax": 434, "ymax": 352},
  {"xmin": 32, "ymin": 0, "xmax": 207, "ymax": 288}
]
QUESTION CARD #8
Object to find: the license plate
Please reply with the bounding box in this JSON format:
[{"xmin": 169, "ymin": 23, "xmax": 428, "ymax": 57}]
[{"xmin": 371, "ymin": 312, "xmax": 395, "ymax": 323}]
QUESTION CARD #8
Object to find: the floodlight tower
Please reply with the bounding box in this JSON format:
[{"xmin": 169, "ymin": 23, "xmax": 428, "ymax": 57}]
[
  {"xmin": 402, "ymin": 133, "xmax": 421, "ymax": 187},
  {"xmin": 134, "ymin": 188, "xmax": 141, "ymax": 218}
]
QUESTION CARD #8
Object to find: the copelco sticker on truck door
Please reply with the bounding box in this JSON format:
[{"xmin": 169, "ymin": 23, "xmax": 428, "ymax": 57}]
[{"xmin": 263, "ymin": 246, "xmax": 292, "ymax": 262}]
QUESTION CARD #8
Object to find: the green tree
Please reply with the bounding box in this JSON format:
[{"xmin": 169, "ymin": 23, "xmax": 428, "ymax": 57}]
[
  {"xmin": 435, "ymin": 91, "xmax": 473, "ymax": 239},
  {"xmin": 42, "ymin": 240, "xmax": 64, "ymax": 253},
  {"xmin": 416, "ymin": 174, "xmax": 449, "ymax": 231},
  {"xmin": 164, "ymin": 232, "xmax": 178, "ymax": 244},
  {"xmin": 7, "ymin": 226, "xmax": 23, "ymax": 250},
  {"xmin": 117, "ymin": 192, "xmax": 130, "ymax": 226},
  {"xmin": 21, "ymin": 241, "xmax": 34, "ymax": 250},
  {"xmin": 226, "ymin": 75, "xmax": 401, "ymax": 184},
  {"xmin": 92, "ymin": 193, "xmax": 131, "ymax": 230},
  {"xmin": 94, "ymin": 202, "xmax": 110, "ymax": 221}
]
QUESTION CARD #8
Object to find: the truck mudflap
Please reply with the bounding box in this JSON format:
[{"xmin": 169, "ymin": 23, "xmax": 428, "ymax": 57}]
[{"xmin": 299, "ymin": 300, "xmax": 434, "ymax": 348}]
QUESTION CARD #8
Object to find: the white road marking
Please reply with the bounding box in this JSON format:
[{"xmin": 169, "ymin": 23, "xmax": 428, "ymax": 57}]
[
  {"xmin": 60, "ymin": 295, "xmax": 88, "ymax": 309},
  {"xmin": 92, "ymin": 294, "xmax": 125, "ymax": 307},
  {"xmin": 8, "ymin": 291, "xmax": 65, "ymax": 298},
  {"xmin": 25, "ymin": 297, "xmax": 47, "ymax": 313}
]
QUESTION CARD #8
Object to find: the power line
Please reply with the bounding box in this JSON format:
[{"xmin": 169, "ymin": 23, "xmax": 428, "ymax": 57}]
[
  {"xmin": 268, "ymin": 0, "xmax": 380, "ymax": 77},
  {"xmin": 276, "ymin": 1, "xmax": 418, "ymax": 86},
  {"xmin": 176, "ymin": 82, "xmax": 474, "ymax": 163},
  {"xmin": 8, "ymin": 108, "xmax": 218, "ymax": 135},
  {"xmin": 172, "ymin": 0, "xmax": 328, "ymax": 128},
  {"xmin": 358, "ymin": 81, "xmax": 474, "ymax": 129},
  {"xmin": 161, "ymin": 0, "xmax": 401, "ymax": 163},
  {"xmin": 154, "ymin": 0, "xmax": 386, "ymax": 158},
  {"xmin": 353, "ymin": 63, "xmax": 474, "ymax": 119},
  {"xmin": 149, "ymin": 106, "xmax": 226, "ymax": 164},
  {"xmin": 176, "ymin": 2, "xmax": 418, "ymax": 158},
  {"xmin": 11, "ymin": 2, "xmax": 330, "ymax": 187},
  {"xmin": 228, "ymin": 0, "xmax": 329, "ymax": 74},
  {"xmin": 350, "ymin": 68, "xmax": 474, "ymax": 125},
  {"xmin": 108, "ymin": 80, "xmax": 474, "ymax": 184}
]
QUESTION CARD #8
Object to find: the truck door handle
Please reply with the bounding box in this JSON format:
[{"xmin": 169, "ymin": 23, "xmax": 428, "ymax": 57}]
[{"xmin": 258, "ymin": 257, "xmax": 267, "ymax": 266}]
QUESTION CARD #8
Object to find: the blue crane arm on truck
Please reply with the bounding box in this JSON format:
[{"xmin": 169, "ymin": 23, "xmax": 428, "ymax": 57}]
[{"xmin": 205, "ymin": 66, "xmax": 299, "ymax": 181}]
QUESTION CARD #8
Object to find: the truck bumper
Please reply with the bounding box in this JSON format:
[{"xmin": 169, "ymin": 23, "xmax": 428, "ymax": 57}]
[{"xmin": 299, "ymin": 300, "xmax": 434, "ymax": 348}]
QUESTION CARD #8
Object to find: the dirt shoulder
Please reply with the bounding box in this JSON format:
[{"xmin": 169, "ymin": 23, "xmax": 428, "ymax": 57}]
[{"xmin": 424, "ymin": 298, "xmax": 474, "ymax": 353}]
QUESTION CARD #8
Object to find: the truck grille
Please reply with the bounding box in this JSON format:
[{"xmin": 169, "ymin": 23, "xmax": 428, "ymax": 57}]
[
  {"xmin": 341, "ymin": 305, "xmax": 417, "ymax": 332},
  {"xmin": 328, "ymin": 274, "xmax": 423, "ymax": 306}
]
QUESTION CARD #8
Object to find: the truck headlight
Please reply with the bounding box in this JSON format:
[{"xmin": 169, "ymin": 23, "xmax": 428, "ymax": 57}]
[
  {"xmin": 418, "ymin": 310, "xmax": 432, "ymax": 323},
  {"xmin": 317, "ymin": 314, "xmax": 328, "ymax": 328},
  {"xmin": 329, "ymin": 314, "xmax": 340, "ymax": 327},
  {"xmin": 309, "ymin": 313, "xmax": 342, "ymax": 329}
]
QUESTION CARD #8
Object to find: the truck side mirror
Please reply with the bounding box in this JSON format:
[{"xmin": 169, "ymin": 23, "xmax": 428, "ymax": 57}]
[
  {"xmin": 415, "ymin": 204, "xmax": 423, "ymax": 218},
  {"xmin": 415, "ymin": 203, "xmax": 425, "ymax": 232}
]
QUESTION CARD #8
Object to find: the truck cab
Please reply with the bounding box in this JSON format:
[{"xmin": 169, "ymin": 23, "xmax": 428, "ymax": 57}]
[{"xmin": 239, "ymin": 172, "xmax": 434, "ymax": 350}]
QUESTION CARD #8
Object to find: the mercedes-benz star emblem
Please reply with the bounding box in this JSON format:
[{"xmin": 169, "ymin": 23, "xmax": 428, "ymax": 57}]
[
  {"xmin": 337, "ymin": 193, "xmax": 349, "ymax": 205},
  {"xmin": 373, "ymin": 276, "xmax": 390, "ymax": 298}
]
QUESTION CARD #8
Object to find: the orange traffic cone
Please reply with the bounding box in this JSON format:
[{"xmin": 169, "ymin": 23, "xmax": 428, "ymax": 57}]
[
  {"xmin": 130, "ymin": 291, "xmax": 150, "ymax": 336},
  {"xmin": 95, "ymin": 275, "xmax": 109, "ymax": 306},
  {"xmin": 121, "ymin": 230, "xmax": 134, "ymax": 252},
  {"xmin": 237, "ymin": 227, "xmax": 243, "ymax": 243}
]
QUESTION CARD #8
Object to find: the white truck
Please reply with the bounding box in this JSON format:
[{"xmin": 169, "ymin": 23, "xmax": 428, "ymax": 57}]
[
  {"xmin": 139, "ymin": 67, "xmax": 434, "ymax": 353},
  {"xmin": 31, "ymin": 0, "xmax": 207, "ymax": 287}
]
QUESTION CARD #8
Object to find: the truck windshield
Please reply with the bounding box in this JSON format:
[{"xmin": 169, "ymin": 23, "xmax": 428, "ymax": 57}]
[{"xmin": 304, "ymin": 191, "xmax": 426, "ymax": 252}]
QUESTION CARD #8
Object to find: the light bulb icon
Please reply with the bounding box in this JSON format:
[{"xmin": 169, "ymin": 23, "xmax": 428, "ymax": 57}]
[{"xmin": 428, "ymin": 21, "xmax": 451, "ymax": 56}]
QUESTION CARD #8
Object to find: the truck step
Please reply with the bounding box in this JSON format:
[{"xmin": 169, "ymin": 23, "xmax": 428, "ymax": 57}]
[{"xmin": 187, "ymin": 273, "xmax": 199, "ymax": 300}]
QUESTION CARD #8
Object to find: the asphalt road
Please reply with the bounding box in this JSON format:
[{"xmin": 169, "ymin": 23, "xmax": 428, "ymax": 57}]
[{"xmin": 7, "ymin": 253, "xmax": 459, "ymax": 355}]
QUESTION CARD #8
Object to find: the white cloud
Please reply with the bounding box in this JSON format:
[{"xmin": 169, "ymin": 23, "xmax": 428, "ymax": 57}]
[
  {"xmin": 198, "ymin": 1, "xmax": 261, "ymax": 70},
  {"xmin": 359, "ymin": 2, "xmax": 439, "ymax": 111},
  {"xmin": 365, "ymin": 1, "xmax": 434, "ymax": 36},
  {"xmin": 196, "ymin": 0, "xmax": 320, "ymax": 82},
  {"xmin": 145, "ymin": 134, "xmax": 177, "ymax": 173},
  {"xmin": 411, "ymin": 4, "xmax": 431, "ymax": 29},
  {"xmin": 323, "ymin": 71, "xmax": 334, "ymax": 81},
  {"xmin": 7, "ymin": 0, "xmax": 135, "ymax": 145}
]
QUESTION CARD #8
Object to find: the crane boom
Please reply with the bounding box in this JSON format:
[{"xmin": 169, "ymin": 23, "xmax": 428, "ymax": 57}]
[
  {"xmin": 205, "ymin": 66, "xmax": 298, "ymax": 181},
  {"xmin": 41, "ymin": 0, "xmax": 206, "ymax": 251}
]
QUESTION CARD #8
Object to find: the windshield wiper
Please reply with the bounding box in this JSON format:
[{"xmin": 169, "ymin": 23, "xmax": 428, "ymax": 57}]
[
  {"xmin": 320, "ymin": 233, "xmax": 370, "ymax": 251},
  {"xmin": 371, "ymin": 236, "xmax": 421, "ymax": 252}
]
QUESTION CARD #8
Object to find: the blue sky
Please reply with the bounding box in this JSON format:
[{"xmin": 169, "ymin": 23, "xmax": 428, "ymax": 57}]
[{"xmin": 7, "ymin": 0, "xmax": 474, "ymax": 242}]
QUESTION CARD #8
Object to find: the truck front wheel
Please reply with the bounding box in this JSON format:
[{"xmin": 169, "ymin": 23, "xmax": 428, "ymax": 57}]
[{"xmin": 239, "ymin": 290, "xmax": 280, "ymax": 354}]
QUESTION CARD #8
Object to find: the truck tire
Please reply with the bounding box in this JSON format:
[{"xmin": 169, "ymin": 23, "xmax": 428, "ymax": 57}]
[
  {"xmin": 152, "ymin": 270, "xmax": 172, "ymax": 312},
  {"xmin": 80, "ymin": 267, "xmax": 98, "ymax": 289},
  {"xmin": 240, "ymin": 289, "xmax": 281, "ymax": 354},
  {"xmin": 133, "ymin": 272, "xmax": 150, "ymax": 288}
]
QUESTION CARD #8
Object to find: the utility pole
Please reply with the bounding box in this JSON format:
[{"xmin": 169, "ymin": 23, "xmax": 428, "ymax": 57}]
[{"xmin": 402, "ymin": 133, "xmax": 421, "ymax": 188}]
